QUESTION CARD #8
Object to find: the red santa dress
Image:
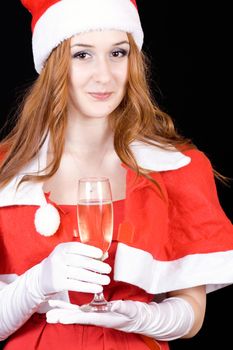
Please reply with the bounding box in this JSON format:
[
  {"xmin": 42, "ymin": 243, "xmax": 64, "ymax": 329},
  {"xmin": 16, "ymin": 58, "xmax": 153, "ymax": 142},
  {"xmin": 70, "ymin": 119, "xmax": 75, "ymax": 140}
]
[{"xmin": 0, "ymin": 138, "xmax": 233, "ymax": 350}]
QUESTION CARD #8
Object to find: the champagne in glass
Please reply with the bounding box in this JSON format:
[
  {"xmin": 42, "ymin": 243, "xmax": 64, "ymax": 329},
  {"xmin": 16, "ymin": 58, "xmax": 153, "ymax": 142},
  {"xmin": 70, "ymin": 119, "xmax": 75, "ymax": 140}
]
[{"xmin": 77, "ymin": 177, "xmax": 113, "ymax": 312}]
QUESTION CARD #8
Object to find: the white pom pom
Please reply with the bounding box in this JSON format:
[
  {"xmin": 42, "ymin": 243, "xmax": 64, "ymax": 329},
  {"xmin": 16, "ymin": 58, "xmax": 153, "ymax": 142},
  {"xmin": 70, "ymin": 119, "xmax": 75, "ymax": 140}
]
[{"xmin": 34, "ymin": 203, "xmax": 60, "ymax": 237}]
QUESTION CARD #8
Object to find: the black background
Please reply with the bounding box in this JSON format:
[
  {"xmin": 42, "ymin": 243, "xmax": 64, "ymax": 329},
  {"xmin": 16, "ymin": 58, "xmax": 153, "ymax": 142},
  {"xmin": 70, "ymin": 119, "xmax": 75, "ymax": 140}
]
[{"xmin": 0, "ymin": 1, "xmax": 232, "ymax": 349}]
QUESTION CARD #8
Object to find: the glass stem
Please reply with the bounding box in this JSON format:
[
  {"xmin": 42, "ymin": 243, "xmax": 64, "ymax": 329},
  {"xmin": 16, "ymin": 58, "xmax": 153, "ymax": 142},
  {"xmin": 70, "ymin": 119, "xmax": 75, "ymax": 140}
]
[{"xmin": 91, "ymin": 292, "xmax": 107, "ymax": 306}]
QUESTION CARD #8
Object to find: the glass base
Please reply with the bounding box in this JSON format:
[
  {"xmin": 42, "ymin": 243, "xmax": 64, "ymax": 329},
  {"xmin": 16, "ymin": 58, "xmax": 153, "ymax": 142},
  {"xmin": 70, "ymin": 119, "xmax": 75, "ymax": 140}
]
[
  {"xmin": 80, "ymin": 302, "xmax": 112, "ymax": 312},
  {"xmin": 80, "ymin": 292, "xmax": 112, "ymax": 312}
]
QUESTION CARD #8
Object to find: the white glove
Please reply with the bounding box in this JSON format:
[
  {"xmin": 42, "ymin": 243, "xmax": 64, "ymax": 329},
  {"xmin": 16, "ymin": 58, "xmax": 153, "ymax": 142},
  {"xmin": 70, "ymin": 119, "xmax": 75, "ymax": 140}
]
[
  {"xmin": 39, "ymin": 242, "xmax": 111, "ymax": 295},
  {"xmin": 0, "ymin": 242, "xmax": 111, "ymax": 341},
  {"xmin": 0, "ymin": 264, "xmax": 47, "ymax": 341},
  {"xmin": 46, "ymin": 297, "xmax": 194, "ymax": 341}
]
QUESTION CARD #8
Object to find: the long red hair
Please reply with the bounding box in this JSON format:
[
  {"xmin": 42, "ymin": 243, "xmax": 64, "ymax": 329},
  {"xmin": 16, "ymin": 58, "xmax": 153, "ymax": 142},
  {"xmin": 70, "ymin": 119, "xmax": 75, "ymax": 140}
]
[{"xmin": 0, "ymin": 34, "xmax": 193, "ymax": 188}]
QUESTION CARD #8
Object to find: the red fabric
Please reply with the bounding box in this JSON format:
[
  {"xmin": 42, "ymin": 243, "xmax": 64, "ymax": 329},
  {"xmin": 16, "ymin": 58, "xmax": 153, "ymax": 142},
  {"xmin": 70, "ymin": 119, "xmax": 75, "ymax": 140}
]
[
  {"xmin": 161, "ymin": 149, "xmax": 233, "ymax": 259},
  {"xmin": 0, "ymin": 149, "xmax": 232, "ymax": 271},
  {"xmin": 130, "ymin": 0, "xmax": 138, "ymax": 9},
  {"xmin": 21, "ymin": 0, "xmax": 60, "ymax": 31},
  {"xmin": 0, "ymin": 149, "xmax": 232, "ymax": 272},
  {"xmin": 0, "ymin": 201, "xmax": 168, "ymax": 350},
  {"xmin": 119, "ymin": 149, "xmax": 233, "ymax": 261},
  {"xmin": 21, "ymin": 0, "xmax": 139, "ymax": 32},
  {"xmin": 1, "ymin": 148, "xmax": 232, "ymax": 349},
  {"xmin": 4, "ymin": 315, "xmax": 168, "ymax": 350}
]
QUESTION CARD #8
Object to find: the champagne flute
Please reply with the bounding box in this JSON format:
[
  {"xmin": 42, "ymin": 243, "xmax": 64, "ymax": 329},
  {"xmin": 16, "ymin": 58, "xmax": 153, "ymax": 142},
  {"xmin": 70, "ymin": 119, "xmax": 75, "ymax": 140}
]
[{"xmin": 77, "ymin": 177, "xmax": 113, "ymax": 312}]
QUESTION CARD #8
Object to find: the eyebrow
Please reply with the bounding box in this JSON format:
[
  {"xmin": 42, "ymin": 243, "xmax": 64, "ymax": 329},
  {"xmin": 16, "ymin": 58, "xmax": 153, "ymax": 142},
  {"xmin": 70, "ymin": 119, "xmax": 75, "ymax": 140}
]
[{"xmin": 71, "ymin": 40, "xmax": 130, "ymax": 48}]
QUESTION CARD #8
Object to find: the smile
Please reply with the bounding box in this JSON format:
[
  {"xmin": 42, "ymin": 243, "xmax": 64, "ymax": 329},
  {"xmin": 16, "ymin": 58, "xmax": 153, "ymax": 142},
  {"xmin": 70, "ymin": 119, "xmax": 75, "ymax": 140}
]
[{"xmin": 89, "ymin": 92, "xmax": 112, "ymax": 101}]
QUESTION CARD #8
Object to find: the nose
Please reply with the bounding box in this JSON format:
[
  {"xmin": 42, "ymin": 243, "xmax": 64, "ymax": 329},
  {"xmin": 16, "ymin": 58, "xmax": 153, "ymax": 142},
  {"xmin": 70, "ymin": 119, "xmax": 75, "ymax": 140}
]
[{"xmin": 93, "ymin": 56, "xmax": 112, "ymax": 84}]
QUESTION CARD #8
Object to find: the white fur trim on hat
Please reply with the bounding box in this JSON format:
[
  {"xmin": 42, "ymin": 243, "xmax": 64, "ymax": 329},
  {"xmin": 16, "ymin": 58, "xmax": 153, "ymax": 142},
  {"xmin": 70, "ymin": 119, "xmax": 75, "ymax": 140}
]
[{"xmin": 32, "ymin": 0, "xmax": 143, "ymax": 73}]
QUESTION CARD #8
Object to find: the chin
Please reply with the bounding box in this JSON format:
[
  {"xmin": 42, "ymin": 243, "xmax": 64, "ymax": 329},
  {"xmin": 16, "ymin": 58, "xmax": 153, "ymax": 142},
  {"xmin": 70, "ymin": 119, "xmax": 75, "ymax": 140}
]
[{"xmin": 88, "ymin": 107, "xmax": 116, "ymax": 118}]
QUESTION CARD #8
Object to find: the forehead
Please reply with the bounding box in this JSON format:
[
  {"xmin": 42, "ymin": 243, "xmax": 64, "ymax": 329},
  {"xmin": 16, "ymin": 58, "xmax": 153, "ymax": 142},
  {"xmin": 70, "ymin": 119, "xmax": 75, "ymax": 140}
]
[{"xmin": 70, "ymin": 30, "xmax": 128, "ymax": 46}]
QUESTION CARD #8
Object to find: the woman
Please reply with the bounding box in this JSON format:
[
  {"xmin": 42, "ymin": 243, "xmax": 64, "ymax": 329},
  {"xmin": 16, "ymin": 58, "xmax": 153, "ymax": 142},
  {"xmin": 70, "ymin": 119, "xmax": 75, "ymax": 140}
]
[{"xmin": 0, "ymin": 1, "xmax": 232, "ymax": 349}]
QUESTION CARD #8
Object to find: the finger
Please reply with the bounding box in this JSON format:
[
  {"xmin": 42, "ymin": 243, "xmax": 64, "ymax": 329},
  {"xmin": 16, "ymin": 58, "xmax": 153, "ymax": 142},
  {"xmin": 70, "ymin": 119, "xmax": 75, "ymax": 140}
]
[
  {"xmin": 47, "ymin": 309, "xmax": 84, "ymax": 324},
  {"xmin": 101, "ymin": 252, "xmax": 109, "ymax": 261},
  {"xmin": 65, "ymin": 242, "xmax": 103, "ymax": 259},
  {"xmin": 65, "ymin": 254, "xmax": 111, "ymax": 274},
  {"xmin": 111, "ymin": 300, "xmax": 137, "ymax": 318},
  {"xmin": 53, "ymin": 311, "xmax": 84, "ymax": 324},
  {"xmin": 48, "ymin": 300, "xmax": 80, "ymax": 310},
  {"xmin": 46, "ymin": 309, "xmax": 67, "ymax": 324},
  {"xmin": 110, "ymin": 300, "xmax": 124, "ymax": 312},
  {"xmin": 46, "ymin": 309, "xmax": 110, "ymax": 325},
  {"xmin": 65, "ymin": 279, "xmax": 103, "ymax": 294},
  {"xmin": 66, "ymin": 267, "xmax": 111, "ymax": 285}
]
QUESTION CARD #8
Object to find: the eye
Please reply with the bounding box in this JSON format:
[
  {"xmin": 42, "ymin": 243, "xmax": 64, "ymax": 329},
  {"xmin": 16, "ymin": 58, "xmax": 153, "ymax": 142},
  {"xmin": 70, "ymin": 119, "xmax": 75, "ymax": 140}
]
[
  {"xmin": 72, "ymin": 51, "xmax": 91, "ymax": 60},
  {"xmin": 111, "ymin": 49, "xmax": 129, "ymax": 58}
]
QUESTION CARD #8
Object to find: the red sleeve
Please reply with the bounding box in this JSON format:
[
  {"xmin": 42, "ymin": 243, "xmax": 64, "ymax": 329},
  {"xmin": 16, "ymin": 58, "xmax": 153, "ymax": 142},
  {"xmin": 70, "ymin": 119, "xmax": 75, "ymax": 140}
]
[{"xmin": 161, "ymin": 149, "xmax": 233, "ymax": 259}]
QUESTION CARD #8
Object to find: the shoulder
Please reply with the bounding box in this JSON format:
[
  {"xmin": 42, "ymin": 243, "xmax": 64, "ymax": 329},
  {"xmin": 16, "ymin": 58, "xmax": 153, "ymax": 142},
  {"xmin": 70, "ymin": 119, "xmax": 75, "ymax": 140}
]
[
  {"xmin": 162, "ymin": 148, "xmax": 214, "ymax": 183},
  {"xmin": 160, "ymin": 148, "xmax": 218, "ymax": 201},
  {"xmin": 181, "ymin": 147, "xmax": 213, "ymax": 171}
]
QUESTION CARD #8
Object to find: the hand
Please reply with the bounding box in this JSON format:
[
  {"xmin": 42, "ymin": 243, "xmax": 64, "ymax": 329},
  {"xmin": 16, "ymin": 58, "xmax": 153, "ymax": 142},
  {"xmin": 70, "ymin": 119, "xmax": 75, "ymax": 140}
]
[
  {"xmin": 0, "ymin": 243, "xmax": 111, "ymax": 341},
  {"xmin": 46, "ymin": 297, "xmax": 194, "ymax": 341},
  {"xmin": 39, "ymin": 242, "xmax": 111, "ymax": 295},
  {"xmin": 46, "ymin": 299, "xmax": 141, "ymax": 332}
]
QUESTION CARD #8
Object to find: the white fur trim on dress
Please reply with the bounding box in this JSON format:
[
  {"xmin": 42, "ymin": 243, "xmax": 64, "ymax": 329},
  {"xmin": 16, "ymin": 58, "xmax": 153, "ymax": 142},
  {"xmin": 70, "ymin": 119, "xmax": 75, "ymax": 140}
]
[
  {"xmin": 34, "ymin": 203, "xmax": 60, "ymax": 236},
  {"xmin": 32, "ymin": 0, "xmax": 143, "ymax": 73},
  {"xmin": 114, "ymin": 243, "xmax": 233, "ymax": 294},
  {"xmin": 0, "ymin": 134, "xmax": 49, "ymax": 207},
  {"xmin": 0, "ymin": 133, "xmax": 190, "ymax": 207},
  {"xmin": 130, "ymin": 141, "xmax": 191, "ymax": 171}
]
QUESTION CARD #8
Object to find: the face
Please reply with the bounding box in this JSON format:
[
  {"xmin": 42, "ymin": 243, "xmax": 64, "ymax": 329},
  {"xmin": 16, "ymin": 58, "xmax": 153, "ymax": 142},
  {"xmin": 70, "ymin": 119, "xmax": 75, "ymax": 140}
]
[{"xmin": 68, "ymin": 30, "xmax": 129, "ymax": 120}]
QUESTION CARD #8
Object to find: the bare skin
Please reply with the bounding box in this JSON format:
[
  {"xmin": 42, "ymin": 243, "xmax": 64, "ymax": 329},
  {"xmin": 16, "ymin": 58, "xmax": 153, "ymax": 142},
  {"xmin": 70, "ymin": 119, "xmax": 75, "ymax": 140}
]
[{"xmin": 43, "ymin": 119, "xmax": 126, "ymax": 204}]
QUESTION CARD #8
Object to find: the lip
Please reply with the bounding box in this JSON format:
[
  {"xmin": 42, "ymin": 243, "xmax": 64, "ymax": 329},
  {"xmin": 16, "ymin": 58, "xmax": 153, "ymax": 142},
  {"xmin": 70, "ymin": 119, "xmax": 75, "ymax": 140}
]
[{"xmin": 89, "ymin": 92, "xmax": 112, "ymax": 100}]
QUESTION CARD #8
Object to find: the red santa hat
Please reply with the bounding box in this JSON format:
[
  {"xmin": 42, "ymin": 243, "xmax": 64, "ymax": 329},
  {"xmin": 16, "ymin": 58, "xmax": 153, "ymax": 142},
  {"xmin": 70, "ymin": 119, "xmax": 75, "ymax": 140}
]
[{"xmin": 20, "ymin": 0, "xmax": 144, "ymax": 74}]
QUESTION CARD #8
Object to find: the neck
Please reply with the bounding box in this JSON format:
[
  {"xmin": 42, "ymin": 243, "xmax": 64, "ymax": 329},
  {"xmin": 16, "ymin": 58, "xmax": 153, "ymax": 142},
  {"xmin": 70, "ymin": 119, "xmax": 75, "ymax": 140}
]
[{"xmin": 65, "ymin": 116, "xmax": 113, "ymax": 152}]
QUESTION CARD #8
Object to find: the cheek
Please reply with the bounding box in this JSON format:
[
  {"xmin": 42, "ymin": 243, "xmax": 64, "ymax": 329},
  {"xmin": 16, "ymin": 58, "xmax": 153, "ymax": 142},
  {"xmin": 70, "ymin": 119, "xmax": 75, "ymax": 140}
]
[
  {"xmin": 69, "ymin": 66, "xmax": 89, "ymax": 89},
  {"xmin": 117, "ymin": 65, "xmax": 128, "ymax": 87}
]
